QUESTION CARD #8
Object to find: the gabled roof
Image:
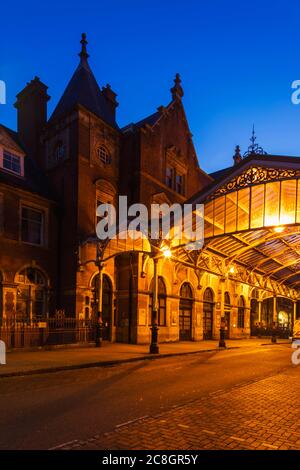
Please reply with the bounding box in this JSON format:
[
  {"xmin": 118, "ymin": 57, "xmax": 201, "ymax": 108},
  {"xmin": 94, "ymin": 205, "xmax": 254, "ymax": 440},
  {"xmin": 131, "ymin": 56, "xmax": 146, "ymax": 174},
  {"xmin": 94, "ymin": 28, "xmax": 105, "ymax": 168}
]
[
  {"xmin": 121, "ymin": 111, "xmax": 161, "ymax": 133},
  {"xmin": 0, "ymin": 124, "xmax": 24, "ymax": 153},
  {"xmin": 188, "ymin": 153, "xmax": 300, "ymax": 204},
  {"xmin": 0, "ymin": 124, "xmax": 54, "ymax": 200},
  {"xmin": 50, "ymin": 35, "xmax": 118, "ymax": 129}
]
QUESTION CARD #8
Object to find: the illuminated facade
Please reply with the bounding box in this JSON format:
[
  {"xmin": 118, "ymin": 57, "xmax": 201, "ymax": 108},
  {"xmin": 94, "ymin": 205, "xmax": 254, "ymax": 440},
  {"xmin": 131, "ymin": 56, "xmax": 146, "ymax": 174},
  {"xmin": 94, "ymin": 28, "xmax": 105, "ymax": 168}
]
[{"xmin": 0, "ymin": 35, "xmax": 299, "ymax": 345}]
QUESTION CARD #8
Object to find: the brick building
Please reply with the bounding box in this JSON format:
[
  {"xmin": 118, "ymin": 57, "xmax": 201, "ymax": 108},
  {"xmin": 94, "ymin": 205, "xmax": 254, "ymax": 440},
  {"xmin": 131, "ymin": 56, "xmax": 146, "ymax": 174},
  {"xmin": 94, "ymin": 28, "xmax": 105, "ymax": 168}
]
[{"xmin": 1, "ymin": 35, "xmax": 299, "ymax": 346}]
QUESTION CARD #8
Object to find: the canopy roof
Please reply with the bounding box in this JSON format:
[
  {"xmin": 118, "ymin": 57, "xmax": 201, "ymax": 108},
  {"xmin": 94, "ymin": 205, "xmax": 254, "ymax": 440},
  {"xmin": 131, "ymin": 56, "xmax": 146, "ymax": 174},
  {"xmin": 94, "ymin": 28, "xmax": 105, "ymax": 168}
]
[{"xmin": 186, "ymin": 153, "xmax": 300, "ymax": 292}]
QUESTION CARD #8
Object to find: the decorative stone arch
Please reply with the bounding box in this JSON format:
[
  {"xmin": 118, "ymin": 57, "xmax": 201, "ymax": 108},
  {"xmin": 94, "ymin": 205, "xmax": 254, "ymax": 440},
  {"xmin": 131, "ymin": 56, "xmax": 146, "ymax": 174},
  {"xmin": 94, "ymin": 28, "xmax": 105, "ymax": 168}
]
[
  {"xmin": 14, "ymin": 264, "xmax": 50, "ymax": 288},
  {"xmin": 14, "ymin": 266, "xmax": 50, "ymax": 322},
  {"xmin": 250, "ymin": 287, "xmax": 260, "ymax": 300},
  {"xmin": 178, "ymin": 280, "xmax": 195, "ymax": 298},
  {"xmin": 202, "ymin": 286, "xmax": 215, "ymax": 302},
  {"xmin": 89, "ymin": 269, "xmax": 115, "ymax": 291},
  {"xmin": 95, "ymin": 178, "xmax": 117, "ymax": 198},
  {"xmin": 89, "ymin": 271, "xmax": 114, "ymax": 340}
]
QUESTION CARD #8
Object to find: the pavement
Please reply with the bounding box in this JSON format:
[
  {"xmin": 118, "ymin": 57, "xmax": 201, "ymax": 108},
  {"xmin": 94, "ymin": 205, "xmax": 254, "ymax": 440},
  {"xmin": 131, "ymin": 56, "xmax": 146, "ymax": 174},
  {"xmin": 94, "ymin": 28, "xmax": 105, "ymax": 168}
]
[
  {"xmin": 0, "ymin": 338, "xmax": 290, "ymax": 378},
  {"xmin": 0, "ymin": 342, "xmax": 294, "ymax": 449},
  {"xmin": 60, "ymin": 365, "xmax": 300, "ymax": 451}
]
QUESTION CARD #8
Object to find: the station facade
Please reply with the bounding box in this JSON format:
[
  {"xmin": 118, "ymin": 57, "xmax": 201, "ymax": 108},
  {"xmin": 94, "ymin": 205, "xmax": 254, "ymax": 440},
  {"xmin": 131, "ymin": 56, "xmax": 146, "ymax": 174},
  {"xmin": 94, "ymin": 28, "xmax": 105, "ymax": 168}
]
[{"xmin": 0, "ymin": 35, "xmax": 299, "ymax": 344}]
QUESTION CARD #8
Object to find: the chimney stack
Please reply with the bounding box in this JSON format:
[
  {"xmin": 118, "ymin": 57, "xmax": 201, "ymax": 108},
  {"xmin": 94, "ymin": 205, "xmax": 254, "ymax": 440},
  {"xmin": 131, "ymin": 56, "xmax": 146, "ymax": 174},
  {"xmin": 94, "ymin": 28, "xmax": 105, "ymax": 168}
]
[
  {"xmin": 14, "ymin": 76, "xmax": 50, "ymax": 166},
  {"xmin": 102, "ymin": 84, "xmax": 118, "ymax": 120}
]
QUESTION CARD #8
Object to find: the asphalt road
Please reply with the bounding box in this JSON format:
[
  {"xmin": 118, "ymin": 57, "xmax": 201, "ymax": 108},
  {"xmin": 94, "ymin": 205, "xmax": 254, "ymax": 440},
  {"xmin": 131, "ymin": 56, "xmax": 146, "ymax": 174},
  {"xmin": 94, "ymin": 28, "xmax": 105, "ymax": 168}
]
[{"xmin": 0, "ymin": 343, "xmax": 293, "ymax": 449}]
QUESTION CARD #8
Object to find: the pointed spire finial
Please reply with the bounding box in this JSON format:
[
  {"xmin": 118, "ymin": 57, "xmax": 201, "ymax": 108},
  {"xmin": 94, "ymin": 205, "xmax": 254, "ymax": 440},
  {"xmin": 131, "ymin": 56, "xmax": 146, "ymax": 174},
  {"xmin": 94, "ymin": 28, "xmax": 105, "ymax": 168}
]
[
  {"xmin": 171, "ymin": 73, "xmax": 184, "ymax": 100},
  {"xmin": 243, "ymin": 124, "xmax": 267, "ymax": 157},
  {"xmin": 233, "ymin": 145, "xmax": 242, "ymax": 165},
  {"xmin": 79, "ymin": 33, "xmax": 89, "ymax": 63}
]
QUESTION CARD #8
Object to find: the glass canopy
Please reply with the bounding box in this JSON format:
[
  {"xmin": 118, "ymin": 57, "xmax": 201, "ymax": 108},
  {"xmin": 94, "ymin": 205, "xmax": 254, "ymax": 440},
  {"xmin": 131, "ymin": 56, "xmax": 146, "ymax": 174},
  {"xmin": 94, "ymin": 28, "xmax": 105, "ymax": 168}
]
[{"xmin": 204, "ymin": 178, "xmax": 300, "ymax": 238}]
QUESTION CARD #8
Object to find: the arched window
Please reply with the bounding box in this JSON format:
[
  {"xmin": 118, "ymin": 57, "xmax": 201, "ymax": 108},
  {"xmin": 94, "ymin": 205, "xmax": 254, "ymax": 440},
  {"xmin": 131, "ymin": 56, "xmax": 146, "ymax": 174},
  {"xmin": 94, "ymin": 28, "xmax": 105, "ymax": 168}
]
[
  {"xmin": 149, "ymin": 277, "xmax": 167, "ymax": 326},
  {"xmin": 224, "ymin": 292, "xmax": 231, "ymax": 307},
  {"xmin": 179, "ymin": 283, "xmax": 193, "ymax": 341},
  {"xmin": 203, "ymin": 288, "xmax": 214, "ymax": 340},
  {"xmin": 97, "ymin": 146, "xmax": 111, "ymax": 165},
  {"xmin": 238, "ymin": 296, "xmax": 245, "ymax": 328},
  {"xmin": 92, "ymin": 274, "xmax": 113, "ymax": 340},
  {"xmin": 180, "ymin": 282, "xmax": 193, "ymax": 299},
  {"xmin": 251, "ymin": 288, "xmax": 259, "ymax": 300},
  {"xmin": 16, "ymin": 267, "xmax": 48, "ymax": 322},
  {"xmin": 204, "ymin": 287, "xmax": 214, "ymax": 303}
]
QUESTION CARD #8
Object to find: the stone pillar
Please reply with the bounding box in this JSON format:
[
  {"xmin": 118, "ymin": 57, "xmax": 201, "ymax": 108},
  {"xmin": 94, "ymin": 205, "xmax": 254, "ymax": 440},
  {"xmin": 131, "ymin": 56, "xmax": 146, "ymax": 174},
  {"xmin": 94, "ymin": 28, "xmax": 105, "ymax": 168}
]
[
  {"xmin": 273, "ymin": 296, "xmax": 277, "ymax": 324},
  {"xmin": 258, "ymin": 300, "xmax": 262, "ymax": 323}
]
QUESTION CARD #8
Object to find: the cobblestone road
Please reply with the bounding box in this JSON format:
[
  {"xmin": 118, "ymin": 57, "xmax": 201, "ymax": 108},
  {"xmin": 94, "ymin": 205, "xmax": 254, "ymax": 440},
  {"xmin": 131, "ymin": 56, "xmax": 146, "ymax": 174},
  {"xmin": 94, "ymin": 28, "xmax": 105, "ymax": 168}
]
[{"xmin": 59, "ymin": 366, "xmax": 300, "ymax": 450}]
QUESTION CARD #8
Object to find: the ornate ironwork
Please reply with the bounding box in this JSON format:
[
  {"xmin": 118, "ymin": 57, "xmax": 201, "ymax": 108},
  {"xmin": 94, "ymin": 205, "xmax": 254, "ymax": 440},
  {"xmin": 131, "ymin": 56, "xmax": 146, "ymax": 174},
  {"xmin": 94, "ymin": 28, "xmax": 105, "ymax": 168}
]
[
  {"xmin": 209, "ymin": 166, "xmax": 300, "ymax": 199},
  {"xmin": 243, "ymin": 125, "xmax": 267, "ymax": 157}
]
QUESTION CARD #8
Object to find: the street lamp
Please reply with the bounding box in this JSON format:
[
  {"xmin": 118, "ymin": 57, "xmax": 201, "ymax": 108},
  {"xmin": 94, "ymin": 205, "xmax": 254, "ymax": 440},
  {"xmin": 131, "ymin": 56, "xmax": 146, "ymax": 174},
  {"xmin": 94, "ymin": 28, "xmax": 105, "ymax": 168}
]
[
  {"xmin": 162, "ymin": 248, "xmax": 172, "ymax": 258},
  {"xmin": 149, "ymin": 244, "xmax": 173, "ymax": 354},
  {"xmin": 150, "ymin": 256, "xmax": 159, "ymax": 354},
  {"xmin": 77, "ymin": 239, "xmax": 105, "ymax": 347},
  {"xmin": 95, "ymin": 257, "xmax": 104, "ymax": 348}
]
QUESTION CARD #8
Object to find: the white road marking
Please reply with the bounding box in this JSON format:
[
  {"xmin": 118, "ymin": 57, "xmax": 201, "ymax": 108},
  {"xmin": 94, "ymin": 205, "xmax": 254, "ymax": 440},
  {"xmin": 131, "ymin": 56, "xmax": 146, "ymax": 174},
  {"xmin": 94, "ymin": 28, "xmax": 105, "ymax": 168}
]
[{"xmin": 49, "ymin": 439, "xmax": 78, "ymax": 450}]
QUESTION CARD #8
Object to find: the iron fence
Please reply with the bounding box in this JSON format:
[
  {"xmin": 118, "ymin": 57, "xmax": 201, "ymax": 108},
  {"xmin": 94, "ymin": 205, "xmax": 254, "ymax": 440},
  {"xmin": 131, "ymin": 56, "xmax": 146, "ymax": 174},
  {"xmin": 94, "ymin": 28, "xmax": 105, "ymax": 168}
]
[
  {"xmin": 251, "ymin": 325, "xmax": 292, "ymax": 339},
  {"xmin": 0, "ymin": 318, "xmax": 96, "ymax": 350}
]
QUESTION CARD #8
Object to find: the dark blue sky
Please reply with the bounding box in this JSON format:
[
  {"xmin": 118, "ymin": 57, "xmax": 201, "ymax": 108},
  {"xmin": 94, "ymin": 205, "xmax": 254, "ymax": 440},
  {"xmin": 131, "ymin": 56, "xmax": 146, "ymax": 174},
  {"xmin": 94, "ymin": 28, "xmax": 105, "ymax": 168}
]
[{"xmin": 1, "ymin": 0, "xmax": 300, "ymax": 173}]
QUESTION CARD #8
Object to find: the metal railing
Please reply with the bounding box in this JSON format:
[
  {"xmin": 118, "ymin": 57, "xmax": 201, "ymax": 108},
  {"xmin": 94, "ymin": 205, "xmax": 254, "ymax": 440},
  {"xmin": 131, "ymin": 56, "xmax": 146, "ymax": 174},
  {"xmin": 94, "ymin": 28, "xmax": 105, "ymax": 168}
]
[
  {"xmin": 0, "ymin": 317, "xmax": 96, "ymax": 350},
  {"xmin": 251, "ymin": 325, "xmax": 292, "ymax": 339}
]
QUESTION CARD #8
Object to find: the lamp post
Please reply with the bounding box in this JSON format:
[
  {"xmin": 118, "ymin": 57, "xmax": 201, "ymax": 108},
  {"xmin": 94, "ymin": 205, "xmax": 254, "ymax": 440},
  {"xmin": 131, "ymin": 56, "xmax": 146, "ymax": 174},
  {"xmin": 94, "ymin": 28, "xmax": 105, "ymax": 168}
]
[
  {"xmin": 95, "ymin": 259, "xmax": 104, "ymax": 348},
  {"xmin": 150, "ymin": 257, "xmax": 159, "ymax": 354},
  {"xmin": 148, "ymin": 244, "xmax": 172, "ymax": 354},
  {"xmin": 77, "ymin": 239, "xmax": 105, "ymax": 348}
]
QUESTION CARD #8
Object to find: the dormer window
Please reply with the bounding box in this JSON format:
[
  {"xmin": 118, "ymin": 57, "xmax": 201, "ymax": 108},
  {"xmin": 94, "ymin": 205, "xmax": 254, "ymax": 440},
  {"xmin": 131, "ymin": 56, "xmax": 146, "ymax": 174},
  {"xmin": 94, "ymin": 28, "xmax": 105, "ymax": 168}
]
[
  {"xmin": 2, "ymin": 150, "xmax": 22, "ymax": 176},
  {"xmin": 97, "ymin": 146, "xmax": 111, "ymax": 165}
]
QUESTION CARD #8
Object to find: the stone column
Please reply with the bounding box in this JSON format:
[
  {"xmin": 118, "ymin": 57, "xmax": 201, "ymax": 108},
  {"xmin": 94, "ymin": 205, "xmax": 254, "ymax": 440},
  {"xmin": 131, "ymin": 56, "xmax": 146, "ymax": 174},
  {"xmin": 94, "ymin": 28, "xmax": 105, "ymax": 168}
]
[
  {"xmin": 258, "ymin": 300, "xmax": 262, "ymax": 323},
  {"xmin": 273, "ymin": 296, "xmax": 277, "ymax": 324},
  {"xmin": 293, "ymin": 300, "xmax": 297, "ymax": 325}
]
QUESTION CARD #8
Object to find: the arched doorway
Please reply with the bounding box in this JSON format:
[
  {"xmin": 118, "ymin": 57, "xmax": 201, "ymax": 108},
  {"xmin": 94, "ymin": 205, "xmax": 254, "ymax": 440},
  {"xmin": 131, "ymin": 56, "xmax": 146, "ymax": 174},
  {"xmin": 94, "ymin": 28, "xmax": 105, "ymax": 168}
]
[
  {"xmin": 277, "ymin": 297, "xmax": 293, "ymax": 336},
  {"xmin": 92, "ymin": 274, "xmax": 113, "ymax": 340},
  {"xmin": 250, "ymin": 299, "xmax": 259, "ymax": 335},
  {"xmin": 203, "ymin": 288, "xmax": 214, "ymax": 340},
  {"xmin": 238, "ymin": 296, "xmax": 245, "ymax": 329},
  {"xmin": 15, "ymin": 267, "xmax": 48, "ymax": 322},
  {"xmin": 261, "ymin": 297, "xmax": 274, "ymax": 329},
  {"xmin": 179, "ymin": 283, "xmax": 193, "ymax": 341},
  {"xmin": 224, "ymin": 292, "xmax": 231, "ymax": 339}
]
